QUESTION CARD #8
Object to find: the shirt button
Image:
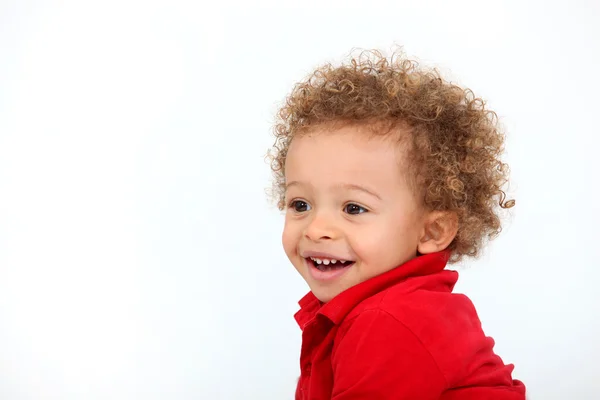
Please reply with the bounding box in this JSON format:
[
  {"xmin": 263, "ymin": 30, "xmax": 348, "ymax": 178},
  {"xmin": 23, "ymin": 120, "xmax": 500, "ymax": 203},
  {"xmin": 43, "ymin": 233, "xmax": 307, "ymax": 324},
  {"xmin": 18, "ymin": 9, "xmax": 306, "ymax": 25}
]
[{"xmin": 304, "ymin": 363, "xmax": 312, "ymax": 375}]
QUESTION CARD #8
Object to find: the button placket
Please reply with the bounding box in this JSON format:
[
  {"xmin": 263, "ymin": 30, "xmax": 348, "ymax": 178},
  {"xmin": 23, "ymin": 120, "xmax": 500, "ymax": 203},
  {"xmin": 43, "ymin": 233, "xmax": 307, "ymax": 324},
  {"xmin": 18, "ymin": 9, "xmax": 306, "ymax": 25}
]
[{"xmin": 304, "ymin": 362, "xmax": 312, "ymax": 375}]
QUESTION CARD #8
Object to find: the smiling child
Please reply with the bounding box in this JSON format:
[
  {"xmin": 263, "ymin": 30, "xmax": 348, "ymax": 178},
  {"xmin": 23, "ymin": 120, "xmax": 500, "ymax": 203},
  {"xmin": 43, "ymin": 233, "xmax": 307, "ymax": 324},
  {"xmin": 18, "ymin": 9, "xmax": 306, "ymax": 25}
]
[{"xmin": 268, "ymin": 49, "xmax": 526, "ymax": 399}]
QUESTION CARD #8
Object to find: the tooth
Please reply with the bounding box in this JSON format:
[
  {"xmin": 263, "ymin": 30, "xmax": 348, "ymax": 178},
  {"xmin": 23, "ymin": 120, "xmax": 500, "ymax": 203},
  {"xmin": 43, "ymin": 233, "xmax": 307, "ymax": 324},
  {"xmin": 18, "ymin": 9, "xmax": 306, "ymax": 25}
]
[
  {"xmin": 316, "ymin": 259, "xmax": 322, "ymax": 264},
  {"xmin": 331, "ymin": 260, "xmax": 337, "ymax": 264},
  {"xmin": 323, "ymin": 259, "xmax": 330, "ymax": 265}
]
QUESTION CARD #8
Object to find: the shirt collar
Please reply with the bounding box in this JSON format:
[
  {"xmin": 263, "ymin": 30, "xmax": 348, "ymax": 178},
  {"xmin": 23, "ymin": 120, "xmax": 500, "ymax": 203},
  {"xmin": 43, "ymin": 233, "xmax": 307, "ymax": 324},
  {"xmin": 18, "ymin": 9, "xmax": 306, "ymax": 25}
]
[{"xmin": 294, "ymin": 250, "xmax": 451, "ymax": 328}]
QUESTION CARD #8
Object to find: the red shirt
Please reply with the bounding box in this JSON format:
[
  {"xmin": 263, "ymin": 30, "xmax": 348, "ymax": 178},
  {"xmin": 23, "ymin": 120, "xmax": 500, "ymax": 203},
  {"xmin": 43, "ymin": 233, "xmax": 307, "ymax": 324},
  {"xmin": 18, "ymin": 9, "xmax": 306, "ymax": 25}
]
[{"xmin": 294, "ymin": 251, "xmax": 526, "ymax": 399}]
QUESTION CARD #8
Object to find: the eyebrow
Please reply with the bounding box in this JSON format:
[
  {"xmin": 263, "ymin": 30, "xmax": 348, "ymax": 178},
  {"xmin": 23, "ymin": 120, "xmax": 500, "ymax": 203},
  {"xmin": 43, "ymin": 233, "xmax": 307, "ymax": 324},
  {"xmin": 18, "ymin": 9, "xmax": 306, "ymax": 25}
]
[
  {"xmin": 285, "ymin": 181, "xmax": 302, "ymax": 190},
  {"xmin": 340, "ymin": 183, "xmax": 382, "ymax": 200},
  {"xmin": 285, "ymin": 181, "xmax": 382, "ymax": 201}
]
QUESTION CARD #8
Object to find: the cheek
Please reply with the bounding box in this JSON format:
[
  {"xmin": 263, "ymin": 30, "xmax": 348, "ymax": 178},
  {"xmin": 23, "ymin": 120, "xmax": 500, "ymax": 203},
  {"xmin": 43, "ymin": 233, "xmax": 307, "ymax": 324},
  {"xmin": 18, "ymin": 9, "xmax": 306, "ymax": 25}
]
[
  {"xmin": 349, "ymin": 218, "xmax": 417, "ymax": 264},
  {"xmin": 281, "ymin": 218, "xmax": 299, "ymax": 256},
  {"xmin": 346, "ymin": 225, "xmax": 384, "ymax": 262}
]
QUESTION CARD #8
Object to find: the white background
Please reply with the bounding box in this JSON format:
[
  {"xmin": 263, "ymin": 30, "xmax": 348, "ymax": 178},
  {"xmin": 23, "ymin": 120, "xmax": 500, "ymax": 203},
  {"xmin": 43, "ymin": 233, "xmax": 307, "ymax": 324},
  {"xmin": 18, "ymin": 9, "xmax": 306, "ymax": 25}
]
[{"xmin": 0, "ymin": 0, "xmax": 598, "ymax": 399}]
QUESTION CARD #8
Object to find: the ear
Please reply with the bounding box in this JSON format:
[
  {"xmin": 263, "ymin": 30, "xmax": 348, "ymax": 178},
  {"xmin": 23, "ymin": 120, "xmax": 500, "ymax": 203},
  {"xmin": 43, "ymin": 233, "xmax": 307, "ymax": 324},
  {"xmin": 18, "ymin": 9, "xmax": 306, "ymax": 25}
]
[{"xmin": 417, "ymin": 211, "xmax": 458, "ymax": 255}]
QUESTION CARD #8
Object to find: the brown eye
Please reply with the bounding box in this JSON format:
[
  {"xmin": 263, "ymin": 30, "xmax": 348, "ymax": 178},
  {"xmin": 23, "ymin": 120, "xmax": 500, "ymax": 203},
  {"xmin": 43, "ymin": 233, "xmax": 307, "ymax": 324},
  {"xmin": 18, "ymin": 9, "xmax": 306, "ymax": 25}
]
[
  {"xmin": 344, "ymin": 203, "xmax": 367, "ymax": 215},
  {"xmin": 290, "ymin": 200, "xmax": 311, "ymax": 212}
]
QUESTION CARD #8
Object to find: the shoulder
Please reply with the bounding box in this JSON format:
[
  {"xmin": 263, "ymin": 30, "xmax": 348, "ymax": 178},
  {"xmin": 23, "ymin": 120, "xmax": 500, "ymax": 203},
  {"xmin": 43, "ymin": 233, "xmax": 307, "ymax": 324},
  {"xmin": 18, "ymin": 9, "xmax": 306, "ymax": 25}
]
[
  {"xmin": 339, "ymin": 270, "xmax": 495, "ymax": 386},
  {"xmin": 331, "ymin": 307, "xmax": 447, "ymax": 397}
]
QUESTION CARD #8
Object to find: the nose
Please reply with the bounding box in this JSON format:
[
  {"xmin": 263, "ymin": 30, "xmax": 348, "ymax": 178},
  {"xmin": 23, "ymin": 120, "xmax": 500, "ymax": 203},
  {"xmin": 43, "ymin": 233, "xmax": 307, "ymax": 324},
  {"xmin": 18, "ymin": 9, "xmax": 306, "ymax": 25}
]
[{"xmin": 304, "ymin": 212, "xmax": 338, "ymax": 242}]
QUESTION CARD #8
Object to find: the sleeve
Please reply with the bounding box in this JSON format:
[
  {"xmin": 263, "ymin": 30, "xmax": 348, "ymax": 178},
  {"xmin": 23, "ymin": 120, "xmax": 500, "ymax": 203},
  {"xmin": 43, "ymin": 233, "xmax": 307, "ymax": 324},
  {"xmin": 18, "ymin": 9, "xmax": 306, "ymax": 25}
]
[{"xmin": 331, "ymin": 309, "xmax": 446, "ymax": 400}]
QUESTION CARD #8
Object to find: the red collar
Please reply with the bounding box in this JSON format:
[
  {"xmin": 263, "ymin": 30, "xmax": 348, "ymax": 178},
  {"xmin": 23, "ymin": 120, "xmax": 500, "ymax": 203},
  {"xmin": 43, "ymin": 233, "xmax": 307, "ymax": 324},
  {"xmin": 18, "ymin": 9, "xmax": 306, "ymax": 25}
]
[{"xmin": 294, "ymin": 251, "xmax": 451, "ymax": 329}]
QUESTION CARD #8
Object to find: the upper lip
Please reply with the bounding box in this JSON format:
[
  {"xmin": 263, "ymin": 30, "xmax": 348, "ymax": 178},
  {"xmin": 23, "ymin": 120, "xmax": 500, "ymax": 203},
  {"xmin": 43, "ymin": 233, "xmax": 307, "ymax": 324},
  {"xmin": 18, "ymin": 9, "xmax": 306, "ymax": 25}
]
[{"xmin": 300, "ymin": 250, "xmax": 355, "ymax": 261}]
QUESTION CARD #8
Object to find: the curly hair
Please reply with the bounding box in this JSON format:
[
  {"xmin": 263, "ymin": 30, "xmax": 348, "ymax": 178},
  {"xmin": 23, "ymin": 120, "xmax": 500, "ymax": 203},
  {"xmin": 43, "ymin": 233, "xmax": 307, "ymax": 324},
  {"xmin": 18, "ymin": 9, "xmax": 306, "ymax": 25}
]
[{"xmin": 267, "ymin": 48, "xmax": 514, "ymax": 263}]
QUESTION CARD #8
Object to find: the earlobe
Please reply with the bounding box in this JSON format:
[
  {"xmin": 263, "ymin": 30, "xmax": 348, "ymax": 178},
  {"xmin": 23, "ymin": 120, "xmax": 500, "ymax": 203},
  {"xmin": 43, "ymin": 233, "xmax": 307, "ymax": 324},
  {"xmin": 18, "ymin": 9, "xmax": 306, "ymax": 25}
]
[{"xmin": 417, "ymin": 211, "xmax": 458, "ymax": 255}]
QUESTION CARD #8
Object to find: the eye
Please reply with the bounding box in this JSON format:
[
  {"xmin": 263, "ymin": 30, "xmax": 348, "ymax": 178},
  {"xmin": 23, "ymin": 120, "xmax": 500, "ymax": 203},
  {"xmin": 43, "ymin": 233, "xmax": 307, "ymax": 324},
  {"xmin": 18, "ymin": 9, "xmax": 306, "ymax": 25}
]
[
  {"xmin": 289, "ymin": 200, "xmax": 311, "ymax": 213},
  {"xmin": 344, "ymin": 203, "xmax": 367, "ymax": 215}
]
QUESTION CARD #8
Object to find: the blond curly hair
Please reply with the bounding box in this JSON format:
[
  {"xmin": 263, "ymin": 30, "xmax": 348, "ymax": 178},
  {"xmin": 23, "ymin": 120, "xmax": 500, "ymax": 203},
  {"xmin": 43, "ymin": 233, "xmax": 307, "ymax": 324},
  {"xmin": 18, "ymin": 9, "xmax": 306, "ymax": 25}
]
[{"xmin": 267, "ymin": 49, "xmax": 514, "ymax": 263}]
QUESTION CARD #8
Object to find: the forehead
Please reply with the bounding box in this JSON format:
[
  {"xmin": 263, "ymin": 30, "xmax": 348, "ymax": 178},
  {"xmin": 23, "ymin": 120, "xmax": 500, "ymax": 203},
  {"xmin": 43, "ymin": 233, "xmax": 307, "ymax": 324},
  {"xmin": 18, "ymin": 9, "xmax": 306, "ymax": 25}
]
[{"xmin": 285, "ymin": 126, "xmax": 408, "ymax": 187}]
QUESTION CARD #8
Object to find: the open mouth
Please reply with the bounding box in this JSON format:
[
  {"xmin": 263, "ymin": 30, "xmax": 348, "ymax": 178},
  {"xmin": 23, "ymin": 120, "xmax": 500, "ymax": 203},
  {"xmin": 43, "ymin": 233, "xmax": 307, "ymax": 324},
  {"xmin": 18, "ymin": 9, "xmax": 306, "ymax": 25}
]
[{"xmin": 306, "ymin": 257, "xmax": 355, "ymax": 272}]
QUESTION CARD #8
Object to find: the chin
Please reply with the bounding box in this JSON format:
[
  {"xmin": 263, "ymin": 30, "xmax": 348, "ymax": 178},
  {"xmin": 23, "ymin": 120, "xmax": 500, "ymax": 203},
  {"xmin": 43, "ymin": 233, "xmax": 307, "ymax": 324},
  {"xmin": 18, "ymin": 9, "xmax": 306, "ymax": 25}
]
[
  {"xmin": 312, "ymin": 290, "xmax": 336, "ymax": 304},
  {"xmin": 301, "ymin": 264, "xmax": 359, "ymax": 304},
  {"xmin": 308, "ymin": 283, "xmax": 345, "ymax": 303}
]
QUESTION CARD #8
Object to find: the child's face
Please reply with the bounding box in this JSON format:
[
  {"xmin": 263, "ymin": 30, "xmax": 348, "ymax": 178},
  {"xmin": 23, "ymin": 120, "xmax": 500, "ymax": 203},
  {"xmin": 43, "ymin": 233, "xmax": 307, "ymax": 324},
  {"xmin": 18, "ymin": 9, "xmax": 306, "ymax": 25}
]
[{"xmin": 282, "ymin": 125, "xmax": 429, "ymax": 303}]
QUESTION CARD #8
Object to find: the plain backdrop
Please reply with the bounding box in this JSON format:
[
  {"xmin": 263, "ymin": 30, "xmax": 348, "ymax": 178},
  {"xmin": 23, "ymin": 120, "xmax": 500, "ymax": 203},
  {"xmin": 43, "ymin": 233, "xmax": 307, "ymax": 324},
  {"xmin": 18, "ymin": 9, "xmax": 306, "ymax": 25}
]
[{"xmin": 0, "ymin": 0, "xmax": 599, "ymax": 399}]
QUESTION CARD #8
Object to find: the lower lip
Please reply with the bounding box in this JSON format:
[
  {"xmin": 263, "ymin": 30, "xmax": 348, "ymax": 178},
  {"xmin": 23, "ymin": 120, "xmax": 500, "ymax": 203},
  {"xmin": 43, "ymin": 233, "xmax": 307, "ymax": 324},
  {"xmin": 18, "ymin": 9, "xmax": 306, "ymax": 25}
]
[{"xmin": 305, "ymin": 258, "xmax": 353, "ymax": 282}]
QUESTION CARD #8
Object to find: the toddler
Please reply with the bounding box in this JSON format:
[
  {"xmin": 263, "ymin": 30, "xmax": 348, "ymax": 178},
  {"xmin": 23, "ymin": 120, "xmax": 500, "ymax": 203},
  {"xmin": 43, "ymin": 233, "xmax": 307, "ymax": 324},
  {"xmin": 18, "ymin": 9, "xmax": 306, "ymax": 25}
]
[{"xmin": 268, "ymin": 49, "xmax": 526, "ymax": 399}]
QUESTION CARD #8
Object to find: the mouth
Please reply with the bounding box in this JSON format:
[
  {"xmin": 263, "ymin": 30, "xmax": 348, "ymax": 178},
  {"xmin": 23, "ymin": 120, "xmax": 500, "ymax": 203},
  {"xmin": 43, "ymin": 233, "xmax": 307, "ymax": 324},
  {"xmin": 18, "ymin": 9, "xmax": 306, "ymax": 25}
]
[
  {"xmin": 302, "ymin": 255, "xmax": 356, "ymax": 282},
  {"xmin": 307, "ymin": 256, "xmax": 356, "ymax": 272}
]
